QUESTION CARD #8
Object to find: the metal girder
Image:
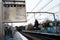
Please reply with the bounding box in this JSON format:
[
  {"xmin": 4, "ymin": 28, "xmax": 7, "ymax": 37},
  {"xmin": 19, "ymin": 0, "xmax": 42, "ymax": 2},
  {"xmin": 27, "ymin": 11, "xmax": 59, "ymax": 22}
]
[{"xmin": 27, "ymin": 12, "xmax": 54, "ymax": 14}]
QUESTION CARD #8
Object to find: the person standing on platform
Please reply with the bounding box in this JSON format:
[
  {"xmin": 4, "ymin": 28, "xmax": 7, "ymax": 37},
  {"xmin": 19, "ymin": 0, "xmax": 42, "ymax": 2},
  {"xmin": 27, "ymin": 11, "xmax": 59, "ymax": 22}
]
[{"xmin": 5, "ymin": 27, "xmax": 12, "ymax": 40}]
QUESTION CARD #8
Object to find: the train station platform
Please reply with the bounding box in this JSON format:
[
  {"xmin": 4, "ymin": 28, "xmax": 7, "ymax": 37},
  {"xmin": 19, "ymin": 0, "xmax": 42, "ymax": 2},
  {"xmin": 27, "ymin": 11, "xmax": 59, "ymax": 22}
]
[
  {"xmin": 22, "ymin": 30, "xmax": 60, "ymax": 36},
  {"xmin": 13, "ymin": 31, "xmax": 28, "ymax": 40},
  {"xmin": 5, "ymin": 31, "xmax": 28, "ymax": 40}
]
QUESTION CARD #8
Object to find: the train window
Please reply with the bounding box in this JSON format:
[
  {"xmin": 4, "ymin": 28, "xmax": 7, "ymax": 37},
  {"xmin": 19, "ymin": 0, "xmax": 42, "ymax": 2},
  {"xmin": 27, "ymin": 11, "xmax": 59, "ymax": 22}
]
[
  {"xmin": 14, "ymin": 5, "xmax": 17, "ymax": 7},
  {"xmin": 49, "ymin": 23, "xmax": 53, "ymax": 26},
  {"xmin": 23, "ymin": 5, "xmax": 25, "ymax": 7},
  {"xmin": 11, "ymin": 5, "xmax": 13, "ymax": 7},
  {"xmin": 19, "ymin": 5, "xmax": 22, "ymax": 7}
]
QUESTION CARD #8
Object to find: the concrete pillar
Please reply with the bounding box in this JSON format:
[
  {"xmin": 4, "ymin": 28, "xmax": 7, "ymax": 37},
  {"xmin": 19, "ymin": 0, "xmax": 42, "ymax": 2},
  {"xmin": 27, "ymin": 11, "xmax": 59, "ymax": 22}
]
[{"xmin": 0, "ymin": 0, "xmax": 3, "ymax": 40}]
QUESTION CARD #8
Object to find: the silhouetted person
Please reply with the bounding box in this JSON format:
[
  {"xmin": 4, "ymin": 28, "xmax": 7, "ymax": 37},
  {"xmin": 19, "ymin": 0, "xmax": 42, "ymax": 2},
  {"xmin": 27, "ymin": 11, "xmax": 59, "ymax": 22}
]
[
  {"xmin": 34, "ymin": 19, "xmax": 39, "ymax": 30},
  {"xmin": 9, "ymin": 28, "xmax": 12, "ymax": 38},
  {"xmin": 5, "ymin": 27, "xmax": 12, "ymax": 40}
]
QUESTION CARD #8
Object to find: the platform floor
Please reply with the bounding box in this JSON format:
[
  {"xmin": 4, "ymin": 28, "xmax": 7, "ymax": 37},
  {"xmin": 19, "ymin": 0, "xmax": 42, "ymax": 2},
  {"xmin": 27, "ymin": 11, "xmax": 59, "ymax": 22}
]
[
  {"xmin": 13, "ymin": 31, "xmax": 28, "ymax": 40},
  {"xmin": 5, "ymin": 31, "xmax": 28, "ymax": 40}
]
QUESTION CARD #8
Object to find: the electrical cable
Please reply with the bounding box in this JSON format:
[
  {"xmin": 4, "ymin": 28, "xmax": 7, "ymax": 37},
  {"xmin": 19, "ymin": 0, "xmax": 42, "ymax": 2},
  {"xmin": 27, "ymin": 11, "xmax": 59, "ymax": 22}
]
[
  {"xmin": 47, "ymin": 4, "xmax": 59, "ymax": 11},
  {"xmin": 31, "ymin": 0, "xmax": 42, "ymax": 12},
  {"xmin": 38, "ymin": 0, "xmax": 53, "ymax": 12}
]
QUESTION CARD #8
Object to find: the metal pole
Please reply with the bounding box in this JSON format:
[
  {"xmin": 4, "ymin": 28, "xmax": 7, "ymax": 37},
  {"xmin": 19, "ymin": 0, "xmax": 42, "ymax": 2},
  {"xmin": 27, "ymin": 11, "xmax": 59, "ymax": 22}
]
[
  {"xmin": 53, "ymin": 13, "xmax": 57, "ymax": 33},
  {"xmin": 53, "ymin": 13, "xmax": 56, "ymax": 26},
  {"xmin": 0, "ymin": 0, "xmax": 3, "ymax": 40},
  {"xmin": 34, "ymin": 12, "xmax": 35, "ymax": 20}
]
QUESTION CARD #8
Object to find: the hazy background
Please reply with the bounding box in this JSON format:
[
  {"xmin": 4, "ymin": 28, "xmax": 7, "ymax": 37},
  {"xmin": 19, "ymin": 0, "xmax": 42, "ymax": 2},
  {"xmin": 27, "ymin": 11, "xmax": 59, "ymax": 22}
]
[{"xmin": 8, "ymin": 0, "xmax": 60, "ymax": 27}]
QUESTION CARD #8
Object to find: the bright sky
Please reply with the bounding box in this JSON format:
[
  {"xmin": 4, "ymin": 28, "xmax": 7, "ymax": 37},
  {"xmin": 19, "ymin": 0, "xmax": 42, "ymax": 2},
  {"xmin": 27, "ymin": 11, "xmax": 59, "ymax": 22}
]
[{"xmin": 8, "ymin": 0, "xmax": 60, "ymax": 27}]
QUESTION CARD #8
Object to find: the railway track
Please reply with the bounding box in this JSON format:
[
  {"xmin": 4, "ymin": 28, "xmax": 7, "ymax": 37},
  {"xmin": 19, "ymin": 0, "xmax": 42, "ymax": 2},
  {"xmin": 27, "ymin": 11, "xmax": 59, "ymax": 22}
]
[
  {"xmin": 21, "ymin": 32, "xmax": 57, "ymax": 40},
  {"xmin": 22, "ymin": 33, "xmax": 41, "ymax": 40}
]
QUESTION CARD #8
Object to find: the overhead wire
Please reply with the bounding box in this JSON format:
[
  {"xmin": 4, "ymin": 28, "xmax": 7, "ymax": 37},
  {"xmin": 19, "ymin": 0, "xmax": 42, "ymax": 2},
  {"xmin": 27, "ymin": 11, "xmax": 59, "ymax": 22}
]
[
  {"xmin": 28, "ymin": 0, "xmax": 53, "ymax": 22},
  {"xmin": 31, "ymin": 0, "xmax": 42, "ymax": 12},
  {"xmin": 38, "ymin": 0, "xmax": 53, "ymax": 12},
  {"xmin": 47, "ymin": 3, "xmax": 60, "ymax": 11},
  {"xmin": 36, "ymin": 0, "xmax": 53, "ymax": 20},
  {"xmin": 28, "ymin": 0, "xmax": 42, "ymax": 22}
]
